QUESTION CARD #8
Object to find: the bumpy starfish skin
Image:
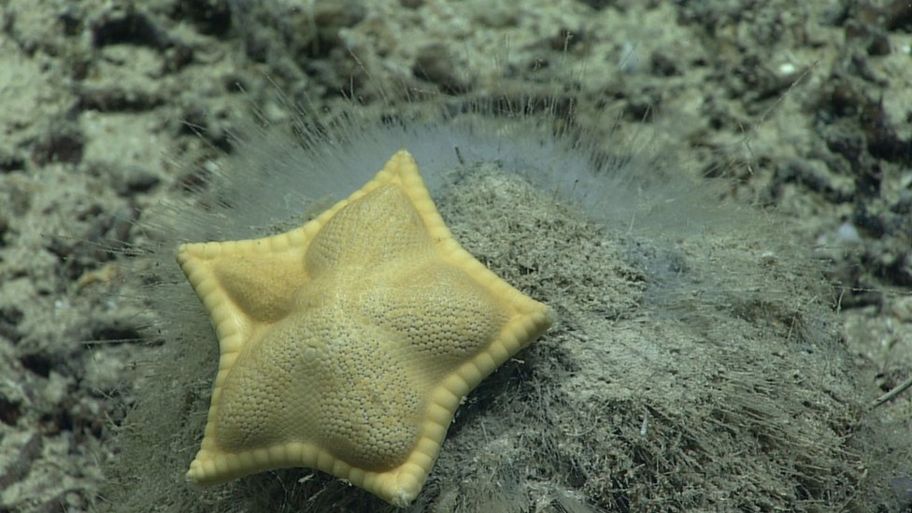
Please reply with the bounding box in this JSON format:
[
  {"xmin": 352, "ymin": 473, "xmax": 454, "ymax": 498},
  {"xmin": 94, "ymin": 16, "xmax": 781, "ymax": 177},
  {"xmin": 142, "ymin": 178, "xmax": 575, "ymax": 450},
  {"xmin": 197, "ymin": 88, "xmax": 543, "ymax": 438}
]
[{"xmin": 177, "ymin": 150, "xmax": 554, "ymax": 506}]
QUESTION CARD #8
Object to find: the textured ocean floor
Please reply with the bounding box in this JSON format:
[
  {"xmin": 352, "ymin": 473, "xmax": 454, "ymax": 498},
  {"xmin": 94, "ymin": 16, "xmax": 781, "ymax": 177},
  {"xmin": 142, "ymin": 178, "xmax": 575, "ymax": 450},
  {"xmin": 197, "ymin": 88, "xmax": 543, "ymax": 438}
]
[{"xmin": 0, "ymin": 1, "xmax": 910, "ymax": 512}]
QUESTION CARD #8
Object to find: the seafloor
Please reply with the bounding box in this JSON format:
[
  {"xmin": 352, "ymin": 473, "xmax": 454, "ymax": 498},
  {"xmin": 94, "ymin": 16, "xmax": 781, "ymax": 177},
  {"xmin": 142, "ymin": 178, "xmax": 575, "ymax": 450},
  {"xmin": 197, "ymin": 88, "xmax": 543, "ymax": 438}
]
[{"xmin": 0, "ymin": 1, "xmax": 910, "ymax": 512}]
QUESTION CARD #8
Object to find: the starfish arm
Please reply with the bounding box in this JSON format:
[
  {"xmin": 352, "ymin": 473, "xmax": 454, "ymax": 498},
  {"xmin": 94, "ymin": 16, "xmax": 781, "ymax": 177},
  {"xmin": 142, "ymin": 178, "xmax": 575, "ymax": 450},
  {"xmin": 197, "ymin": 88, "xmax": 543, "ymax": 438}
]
[{"xmin": 178, "ymin": 150, "xmax": 555, "ymax": 507}]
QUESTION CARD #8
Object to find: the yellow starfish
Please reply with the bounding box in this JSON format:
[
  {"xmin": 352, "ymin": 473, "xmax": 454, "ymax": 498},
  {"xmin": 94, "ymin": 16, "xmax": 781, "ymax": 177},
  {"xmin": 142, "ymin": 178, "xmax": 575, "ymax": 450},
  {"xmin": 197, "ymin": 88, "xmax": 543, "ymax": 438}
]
[{"xmin": 176, "ymin": 150, "xmax": 554, "ymax": 506}]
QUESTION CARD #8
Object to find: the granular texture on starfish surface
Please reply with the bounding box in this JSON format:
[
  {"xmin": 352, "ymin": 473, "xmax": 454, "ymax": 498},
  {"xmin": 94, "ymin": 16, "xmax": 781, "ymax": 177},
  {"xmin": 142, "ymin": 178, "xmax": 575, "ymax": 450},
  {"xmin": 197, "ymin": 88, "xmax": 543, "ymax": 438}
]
[{"xmin": 177, "ymin": 150, "xmax": 554, "ymax": 506}]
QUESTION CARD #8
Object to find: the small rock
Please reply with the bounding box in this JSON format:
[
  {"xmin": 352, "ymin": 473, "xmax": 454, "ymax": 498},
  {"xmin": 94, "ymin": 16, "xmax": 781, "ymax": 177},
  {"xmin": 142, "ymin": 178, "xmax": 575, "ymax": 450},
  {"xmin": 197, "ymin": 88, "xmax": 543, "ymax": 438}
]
[
  {"xmin": 30, "ymin": 125, "xmax": 85, "ymax": 166},
  {"xmin": 836, "ymin": 222, "xmax": 862, "ymax": 244},
  {"xmin": 474, "ymin": 3, "xmax": 518, "ymax": 28},
  {"xmin": 0, "ymin": 393, "xmax": 22, "ymax": 426},
  {"xmin": 0, "ymin": 431, "xmax": 43, "ymax": 490},
  {"xmin": 118, "ymin": 168, "xmax": 160, "ymax": 196},
  {"xmin": 0, "ymin": 305, "xmax": 24, "ymax": 343},
  {"xmin": 891, "ymin": 295, "xmax": 912, "ymax": 322},
  {"xmin": 412, "ymin": 44, "xmax": 471, "ymax": 94},
  {"xmin": 91, "ymin": 6, "xmax": 169, "ymax": 48},
  {"xmin": 650, "ymin": 50, "xmax": 679, "ymax": 76},
  {"xmin": 176, "ymin": 0, "xmax": 232, "ymax": 36},
  {"xmin": 76, "ymin": 84, "xmax": 164, "ymax": 112},
  {"xmin": 548, "ymin": 28, "xmax": 584, "ymax": 51},
  {"xmin": 0, "ymin": 147, "xmax": 26, "ymax": 173},
  {"xmin": 83, "ymin": 350, "xmax": 126, "ymax": 395},
  {"xmin": 43, "ymin": 371, "xmax": 71, "ymax": 406}
]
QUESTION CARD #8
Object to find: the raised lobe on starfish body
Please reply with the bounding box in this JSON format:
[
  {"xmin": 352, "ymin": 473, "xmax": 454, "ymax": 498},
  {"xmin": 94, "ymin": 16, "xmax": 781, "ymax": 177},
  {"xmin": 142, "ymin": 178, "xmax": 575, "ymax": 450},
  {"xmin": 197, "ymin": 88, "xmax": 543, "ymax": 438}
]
[{"xmin": 176, "ymin": 150, "xmax": 554, "ymax": 506}]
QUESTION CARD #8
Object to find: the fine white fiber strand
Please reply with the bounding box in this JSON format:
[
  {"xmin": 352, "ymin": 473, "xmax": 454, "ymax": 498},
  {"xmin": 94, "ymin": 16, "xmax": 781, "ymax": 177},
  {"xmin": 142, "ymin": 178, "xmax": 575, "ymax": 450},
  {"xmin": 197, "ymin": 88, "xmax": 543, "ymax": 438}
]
[{"xmin": 178, "ymin": 95, "xmax": 739, "ymax": 252}]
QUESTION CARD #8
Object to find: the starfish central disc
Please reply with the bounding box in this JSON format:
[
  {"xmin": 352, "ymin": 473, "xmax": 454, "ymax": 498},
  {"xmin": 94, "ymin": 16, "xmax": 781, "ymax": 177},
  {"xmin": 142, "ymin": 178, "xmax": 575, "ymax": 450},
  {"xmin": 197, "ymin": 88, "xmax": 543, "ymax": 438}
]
[{"xmin": 177, "ymin": 150, "xmax": 554, "ymax": 506}]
